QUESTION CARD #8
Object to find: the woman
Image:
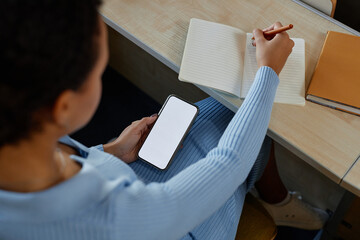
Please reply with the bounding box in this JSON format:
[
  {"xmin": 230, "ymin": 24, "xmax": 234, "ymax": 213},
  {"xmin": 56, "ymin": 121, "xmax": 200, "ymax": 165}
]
[{"xmin": 0, "ymin": 0, "xmax": 298, "ymax": 239}]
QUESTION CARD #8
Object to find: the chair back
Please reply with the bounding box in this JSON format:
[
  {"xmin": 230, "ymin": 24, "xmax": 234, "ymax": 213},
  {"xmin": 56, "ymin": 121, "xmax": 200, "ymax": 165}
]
[{"xmin": 301, "ymin": 0, "xmax": 337, "ymax": 17}]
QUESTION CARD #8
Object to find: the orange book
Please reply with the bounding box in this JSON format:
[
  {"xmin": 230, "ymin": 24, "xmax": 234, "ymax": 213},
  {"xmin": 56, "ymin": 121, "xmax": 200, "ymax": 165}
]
[{"xmin": 306, "ymin": 31, "xmax": 360, "ymax": 116}]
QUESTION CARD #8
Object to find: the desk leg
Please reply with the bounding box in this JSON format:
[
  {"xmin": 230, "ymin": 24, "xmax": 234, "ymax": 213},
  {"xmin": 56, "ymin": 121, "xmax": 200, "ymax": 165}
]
[{"xmin": 321, "ymin": 190, "xmax": 356, "ymax": 239}]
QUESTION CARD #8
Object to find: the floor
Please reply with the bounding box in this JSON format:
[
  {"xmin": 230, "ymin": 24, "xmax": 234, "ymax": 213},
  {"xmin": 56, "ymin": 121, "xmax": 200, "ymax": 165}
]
[{"xmin": 333, "ymin": 0, "xmax": 360, "ymax": 31}]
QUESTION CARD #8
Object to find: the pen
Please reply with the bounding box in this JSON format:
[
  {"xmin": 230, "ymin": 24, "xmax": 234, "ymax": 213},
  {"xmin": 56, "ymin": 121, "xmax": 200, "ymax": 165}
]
[{"xmin": 251, "ymin": 24, "xmax": 293, "ymax": 40}]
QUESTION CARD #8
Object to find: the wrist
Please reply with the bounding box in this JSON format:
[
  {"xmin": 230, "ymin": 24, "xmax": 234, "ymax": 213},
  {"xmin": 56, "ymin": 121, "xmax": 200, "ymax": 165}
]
[{"xmin": 103, "ymin": 141, "xmax": 116, "ymax": 156}]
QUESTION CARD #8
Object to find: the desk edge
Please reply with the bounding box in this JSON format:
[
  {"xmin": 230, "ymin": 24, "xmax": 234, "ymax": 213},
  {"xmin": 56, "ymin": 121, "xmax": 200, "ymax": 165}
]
[
  {"xmin": 101, "ymin": 13, "xmax": 180, "ymax": 73},
  {"xmin": 340, "ymin": 154, "xmax": 360, "ymax": 197}
]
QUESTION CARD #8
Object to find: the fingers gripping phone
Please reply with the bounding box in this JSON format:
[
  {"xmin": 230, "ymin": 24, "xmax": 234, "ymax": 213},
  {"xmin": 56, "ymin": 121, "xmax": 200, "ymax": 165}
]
[{"xmin": 138, "ymin": 95, "xmax": 199, "ymax": 170}]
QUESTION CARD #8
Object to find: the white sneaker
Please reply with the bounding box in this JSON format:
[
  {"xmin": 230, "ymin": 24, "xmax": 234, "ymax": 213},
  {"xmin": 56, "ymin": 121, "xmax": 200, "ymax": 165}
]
[{"xmin": 251, "ymin": 190, "xmax": 329, "ymax": 230}]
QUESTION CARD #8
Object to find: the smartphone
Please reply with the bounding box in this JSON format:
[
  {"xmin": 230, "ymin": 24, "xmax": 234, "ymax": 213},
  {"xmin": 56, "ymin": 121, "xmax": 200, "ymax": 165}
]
[{"xmin": 138, "ymin": 95, "xmax": 199, "ymax": 170}]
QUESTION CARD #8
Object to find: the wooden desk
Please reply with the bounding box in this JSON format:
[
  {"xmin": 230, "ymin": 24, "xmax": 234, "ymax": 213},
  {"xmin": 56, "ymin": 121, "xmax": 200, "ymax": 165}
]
[{"xmin": 100, "ymin": 0, "xmax": 360, "ymax": 195}]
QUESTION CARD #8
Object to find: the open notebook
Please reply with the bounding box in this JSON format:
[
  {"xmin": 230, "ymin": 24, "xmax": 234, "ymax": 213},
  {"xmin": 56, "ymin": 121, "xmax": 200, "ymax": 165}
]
[{"xmin": 179, "ymin": 18, "xmax": 305, "ymax": 105}]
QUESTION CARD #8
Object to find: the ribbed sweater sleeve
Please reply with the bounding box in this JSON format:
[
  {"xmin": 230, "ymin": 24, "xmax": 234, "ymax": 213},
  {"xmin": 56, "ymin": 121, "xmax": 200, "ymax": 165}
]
[{"xmin": 113, "ymin": 67, "xmax": 279, "ymax": 239}]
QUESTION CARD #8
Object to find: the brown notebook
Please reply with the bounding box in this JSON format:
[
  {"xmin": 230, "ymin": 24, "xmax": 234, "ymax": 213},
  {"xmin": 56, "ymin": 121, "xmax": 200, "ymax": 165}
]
[{"xmin": 306, "ymin": 31, "xmax": 360, "ymax": 116}]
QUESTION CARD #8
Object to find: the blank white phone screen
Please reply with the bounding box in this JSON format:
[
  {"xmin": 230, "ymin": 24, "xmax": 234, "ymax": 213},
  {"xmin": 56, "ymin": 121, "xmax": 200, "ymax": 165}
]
[{"xmin": 138, "ymin": 96, "xmax": 198, "ymax": 170}]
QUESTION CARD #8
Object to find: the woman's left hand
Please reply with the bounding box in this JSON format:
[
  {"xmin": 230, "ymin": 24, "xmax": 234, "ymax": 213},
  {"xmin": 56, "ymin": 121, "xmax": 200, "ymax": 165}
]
[{"xmin": 103, "ymin": 115, "xmax": 157, "ymax": 163}]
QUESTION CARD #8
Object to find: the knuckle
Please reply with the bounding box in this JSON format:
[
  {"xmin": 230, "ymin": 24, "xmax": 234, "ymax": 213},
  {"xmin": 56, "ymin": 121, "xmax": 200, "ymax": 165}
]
[
  {"xmin": 274, "ymin": 21, "xmax": 283, "ymax": 28},
  {"xmin": 131, "ymin": 120, "xmax": 139, "ymax": 125}
]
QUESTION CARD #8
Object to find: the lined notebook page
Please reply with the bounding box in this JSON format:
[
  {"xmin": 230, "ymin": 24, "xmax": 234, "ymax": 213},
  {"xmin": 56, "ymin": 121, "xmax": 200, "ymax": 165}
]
[
  {"xmin": 179, "ymin": 18, "xmax": 247, "ymax": 97},
  {"xmin": 242, "ymin": 34, "xmax": 305, "ymax": 105}
]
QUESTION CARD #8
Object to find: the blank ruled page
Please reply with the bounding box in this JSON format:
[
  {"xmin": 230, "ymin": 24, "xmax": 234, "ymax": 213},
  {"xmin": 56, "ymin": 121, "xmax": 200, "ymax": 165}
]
[
  {"xmin": 241, "ymin": 33, "xmax": 259, "ymax": 98},
  {"xmin": 179, "ymin": 18, "xmax": 247, "ymax": 97},
  {"xmin": 242, "ymin": 34, "xmax": 305, "ymax": 105}
]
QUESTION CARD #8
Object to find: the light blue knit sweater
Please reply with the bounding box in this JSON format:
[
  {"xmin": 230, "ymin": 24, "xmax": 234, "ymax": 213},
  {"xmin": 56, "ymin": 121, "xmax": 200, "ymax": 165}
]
[{"xmin": 0, "ymin": 67, "xmax": 278, "ymax": 240}]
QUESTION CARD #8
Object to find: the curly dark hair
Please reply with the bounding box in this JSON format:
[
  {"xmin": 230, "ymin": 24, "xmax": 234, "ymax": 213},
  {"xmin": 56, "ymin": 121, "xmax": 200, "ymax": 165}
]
[{"xmin": 0, "ymin": 0, "xmax": 102, "ymax": 147}]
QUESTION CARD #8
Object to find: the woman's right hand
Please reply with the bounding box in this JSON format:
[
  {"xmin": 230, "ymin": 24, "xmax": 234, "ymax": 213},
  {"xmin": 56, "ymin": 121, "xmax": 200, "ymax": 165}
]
[{"xmin": 252, "ymin": 22, "xmax": 295, "ymax": 75}]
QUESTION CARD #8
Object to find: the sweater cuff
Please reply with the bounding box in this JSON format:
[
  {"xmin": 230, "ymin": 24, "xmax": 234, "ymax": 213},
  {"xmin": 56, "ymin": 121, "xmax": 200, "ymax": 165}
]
[
  {"xmin": 91, "ymin": 144, "xmax": 104, "ymax": 152},
  {"xmin": 257, "ymin": 66, "xmax": 279, "ymax": 87}
]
